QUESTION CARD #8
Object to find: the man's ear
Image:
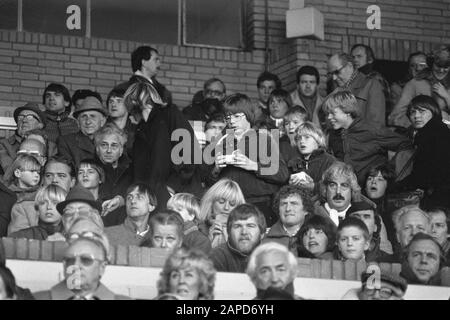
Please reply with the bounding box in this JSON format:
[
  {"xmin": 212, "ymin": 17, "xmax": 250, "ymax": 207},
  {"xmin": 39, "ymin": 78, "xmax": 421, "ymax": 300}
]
[
  {"xmin": 37, "ymin": 123, "xmax": 44, "ymax": 130},
  {"xmin": 70, "ymin": 177, "xmax": 76, "ymax": 189},
  {"xmin": 364, "ymin": 239, "xmax": 370, "ymax": 251}
]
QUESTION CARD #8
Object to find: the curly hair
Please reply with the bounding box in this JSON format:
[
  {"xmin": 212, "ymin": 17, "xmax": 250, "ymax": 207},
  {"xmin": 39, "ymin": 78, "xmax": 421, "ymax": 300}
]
[
  {"xmin": 272, "ymin": 185, "xmax": 314, "ymax": 217},
  {"xmin": 157, "ymin": 247, "xmax": 216, "ymax": 300}
]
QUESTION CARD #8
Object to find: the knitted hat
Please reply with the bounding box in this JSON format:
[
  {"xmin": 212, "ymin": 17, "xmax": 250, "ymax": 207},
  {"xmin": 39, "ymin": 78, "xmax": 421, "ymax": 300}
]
[
  {"xmin": 56, "ymin": 185, "xmax": 102, "ymax": 214},
  {"xmin": 361, "ymin": 269, "xmax": 408, "ymax": 293},
  {"xmin": 73, "ymin": 96, "xmax": 108, "ymax": 118},
  {"xmin": 13, "ymin": 103, "xmax": 47, "ymax": 126}
]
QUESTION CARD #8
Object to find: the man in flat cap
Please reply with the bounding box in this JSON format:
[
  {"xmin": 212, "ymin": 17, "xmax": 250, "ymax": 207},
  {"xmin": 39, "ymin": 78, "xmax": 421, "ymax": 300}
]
[
  {"xmin": 57, "ymin": 96, "xmax": 107, "ymax": 168},
  {"xmin": 0, "ymin": 102, "xmax": 46, "ymax": 174},
  {"xmin": 342, "ymin": 268, "xmax": 408, "ymax": 300}
]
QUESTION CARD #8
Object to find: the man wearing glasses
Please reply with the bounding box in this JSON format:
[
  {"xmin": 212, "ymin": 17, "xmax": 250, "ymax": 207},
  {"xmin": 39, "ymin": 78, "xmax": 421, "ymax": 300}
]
[
  {"xmin": 0, "ymin": 102, "xmax": 46, "ymax": 174},
  {"xmin": 327, "ymin": 52, "xmax": 386, "ymax": 128},
  {"xmin": 342, "ymin": 269, "xmax": 408, "ymax": 300},
  {"xmin": 34, "ymin": 235, "xmax": 130, "ymax": 300}
]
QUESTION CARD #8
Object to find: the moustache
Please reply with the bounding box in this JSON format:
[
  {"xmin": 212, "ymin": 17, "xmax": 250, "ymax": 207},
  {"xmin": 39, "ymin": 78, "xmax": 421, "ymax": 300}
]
[{"xmin": 333, "ymin": 194, "xmax": 345, "ymax": 201}]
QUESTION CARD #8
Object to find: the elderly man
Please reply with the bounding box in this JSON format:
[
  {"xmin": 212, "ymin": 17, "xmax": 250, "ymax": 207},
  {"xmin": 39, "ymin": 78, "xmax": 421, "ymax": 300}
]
[
  {"xmin": 104, "ymin": 183, "xmax": 156, "ymax": 246},
  {"xmin": 94, "ymin": 123, "xmax": 133, "ymax": 224},
  {"xmin": 394, "ymin": 205, "xmax": 431, "ymax": 257},
  {"xmin": 327, "ymin": 52, "xmax": 386, "ymax": 128},
  {"xmin": 210, "ymin": 203, "xmax": 266, "ymax": 273},
  {"xmin": 263, "ymin": 185, "xmax": 313, "ymax": 255},
  {"xmin": 42, "ymin": 83, "xmax": 79, "ymax": 143},
  {"xmin": 315, "ymin": 162, "xmax": 393, "ymax": 254},
  {"xmin": 0, "ymin": 103, "xmax": 46, "ymax": 173},
  {"xmin": 290, "ymin": 66, "xmax": 324, "ymax": 127},
  {"xmin": 34, "ymin": 234, "xmax": 130, "ymax": 300},
  {"xmin": 400, "ymin": 233, "xmax": 446, "ymax": 286},
  {"xmin": 342, "ymin": 269, "xmax": 408, "ymax": 300},
  {"xmin": 323, "ymin": 90, "xmax": 411, "ymax": 185},
  {"xmin": 58, "ymin": 96, "xmax": 107, "ymax": 168},
  {"xmin": 246, "ymin": 242, "xmax": 302, "ymax": 300}
]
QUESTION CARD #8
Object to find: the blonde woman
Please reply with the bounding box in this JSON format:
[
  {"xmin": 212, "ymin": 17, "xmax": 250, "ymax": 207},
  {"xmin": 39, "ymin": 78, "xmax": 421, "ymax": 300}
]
[{"xmin": 199, "ymin": 179, "xmax": 245, "ymax": 248}]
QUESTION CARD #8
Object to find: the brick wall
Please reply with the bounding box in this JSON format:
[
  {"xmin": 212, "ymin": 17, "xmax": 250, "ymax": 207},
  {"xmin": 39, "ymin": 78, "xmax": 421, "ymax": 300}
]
[{"xmin": 1, "ymin": 0, "xmax": 449, "ymax": 114}]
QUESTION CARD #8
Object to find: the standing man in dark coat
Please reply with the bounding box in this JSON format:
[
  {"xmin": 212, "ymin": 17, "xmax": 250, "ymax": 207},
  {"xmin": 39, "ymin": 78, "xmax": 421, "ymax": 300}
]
[
  {"xmin": 126, "ymin": 45, "xmax": 172, "ymax": 105},
  {"xmin": 124, "ymin": 82, "xmax": 202, "ymax": 210},
  {"xmin": 57, "ymin": 97, "xmax": 108, "ymax": 169}
]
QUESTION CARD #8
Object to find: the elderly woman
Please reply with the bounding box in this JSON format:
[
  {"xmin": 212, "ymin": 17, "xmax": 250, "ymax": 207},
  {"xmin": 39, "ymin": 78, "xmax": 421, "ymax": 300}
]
[
  {"xmin": 396, "ymin": 95, "xmax": 450, "ymax": 208},
  {"xmin": 124, "ymin": 82, "xmax": 202, "ymax": 210},
  {"xmin": 93, "ymin": 123, "xmax": 133, "ymax": 226},
  {"xmin": 297, "ymin": 215, "xmax": 336, "ymax": 259},
  {"xmin": 156, "ymin": 247, "xmax": 216, "ymax": 300},
  {"xmin": 211, "ymin": 93, "xmax": 289, "ymax": 226},
  {"xmin": 198, "ymin": 178, "xmax": 246, "ymax": 248},
  {"xmin": 389, "ymin": 46, "xmax": 450, "ymax": 127}
]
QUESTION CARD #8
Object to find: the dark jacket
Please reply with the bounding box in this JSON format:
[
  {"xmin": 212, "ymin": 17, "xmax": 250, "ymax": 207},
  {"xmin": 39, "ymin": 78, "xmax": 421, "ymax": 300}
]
[
  {"xmin": 287, "ymin": 148, "xmax": 336, "ymax": 194},
  {"xmin": 262, "ymin": 220, "xmax": 299, "ymax": 256},
  {"xmin": 330, "ymin": 118, "xmax": 412, "ymax": 185},
  {"xmin": 209, "ymin": 242, "xmax": 251, "ymax": 273},
  {"xmin": 279, "ymin": 135, "xmax": 300, "ymax": 163},
  {"xmin": 106, "ymin": 118, "xmax": 137, "ymax": 160},
  {"xmin": 43, "ymin": 109, "xmax": 79, "ymax": 144},
  {"xmin": 0, "ymin": 180, "xmax": 17, "ymax": 237},
  {"xmin": 34, "ymin": 281, "xmax": 132, "ymax": 300},
  {"xmin": 127, "ymin": 74, "xmax": 172, "ymax": 106},
  {"xmin": 132, "ymin": 103, "xmax": 202, "ymax": 209},
  {"xmin": 183, "ymin": 220, "xmax": 212, "ymax": 254},
  {"xmin": 9, "ymin": 221, "xmax": 63, "ymax": 240},
  {"xmin": 397, "ymin": 117, "xmax": 450, "ymax": 208},
  {"xmin": 57, "ymin": 131, "xmax": 95, "ymax": 169},
  {"xmin": 210, "ymin": 130, "xmax": 289, "ymax": 203},
  {"xmin": 99, "ymin": 154, "xmax": 133, "ymax": 202},
  {"xmin": 0, "ymin": 135, "xmax": 21, "ymax": 174}
]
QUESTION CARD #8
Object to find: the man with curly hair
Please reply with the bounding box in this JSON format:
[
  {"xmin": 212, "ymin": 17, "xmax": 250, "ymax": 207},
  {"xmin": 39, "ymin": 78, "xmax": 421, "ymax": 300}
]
[{"xmin": 262, "ymin": 185, "xmax": 313, "ymax": 256}]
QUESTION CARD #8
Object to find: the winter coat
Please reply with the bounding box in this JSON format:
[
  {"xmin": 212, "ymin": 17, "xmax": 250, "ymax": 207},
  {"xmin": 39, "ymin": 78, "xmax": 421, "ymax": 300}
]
[
  {"xmin": 262, "ymin": 220, "xmax": 300, "ymax": 256},
  {"xmin": 397, "ymin": 117, "xmax": 450, "ymax": 208},
  {"xmin": 9, "ymin": 221, "xmax": 63, "ymax": 240},
  {"xmin": 132, "ymin": 103, "xmax": 203, "ymax": 210},
  {"xmin": 7, "ymin": 184, "xmax": 39, "ymax": 235},
  {"xmin": 183, "ymin": 220, "xmax": 212, "ymax": 254},
  {"xmin": 279, "ymin": 135, "xmax": 300, "ymax": 164},
  {"xmin": 330, "ymin": 117, "xmax": 412, "ymax": 186},
  {"xmin": 0, "ymin": 135, "xmax": 21, "ymax": 174},
  {"xmin": 290, "ymin": 90, "xmax": 324, "ymax": 127},
  {"xmin": 57, "ymin": 131, "xmax": 95, "ymax": 169},
  {"xmin": 0, "ymin": 180, "xmax": 17, "ymax": 237},
  {"xmin": 43, "ymin": 109, "xmax": 79, "ymax": 144},
  {"xmin": 209, "ymin": 242, "xmax": 251, "ymax": 273}
]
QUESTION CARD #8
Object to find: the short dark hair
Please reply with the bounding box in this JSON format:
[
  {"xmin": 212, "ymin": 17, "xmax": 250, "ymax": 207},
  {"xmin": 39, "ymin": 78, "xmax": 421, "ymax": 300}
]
[
  {"xmin": 296, "ymin": 66, "xmax": 320, "ymax": 85},
  {"xmin": 366, "ymin": 164, "xmax": 395, "ymax": 186},
  {"xmin": 131, "ymin": 46, "xmax": 158, "ymax": 73},
  {"xmin": 226, "ymin": 203, "xmax": 267, "ymax": 236},
  {"xmin": 42, "ymin": 83, "xmax": 72, "ymax": 107},
  {"xmin": 337, "ymin": 217, "xmax": 370, "ymax": 240},
  {"xmin": 267, "ymin": 89, "xmax": 292, "ymax": 109},
  {"xmin": 298, "ymin": 215, "xmax": 337, "ymax": 252},
  {"xmin": 107, "ymin": 84, "xmax": 128, "ymax": 105},
  {"xmin": 45, "ymin": 157, "xmax": 76, "ymax": 178},
  {"xmin": 256, "ymin": 71, "xmax": 281, "ymax": 89},
  {"xmin": 223, "ymin": 93, "xmax": 256, "ymax": 126},
  {"xmin": 126, "ymin": 183, "xmax": 158, "ymax": 207},
  {"xmin": 72, "ymin": 89, "xmax": 103, "ymax": 104},
  {"xmin": 350, "ymin": 44, "xmax": 375, "ymax": 64},
  {"xmin": 407, "ymin": 94, "xmax": 442, "ymax": 120},
  {"xmin": 272, "ymin": 185, "xmax": 314, "ymax": 217},
  {"xmin": 205, "ymin": 113, "xmax": 226, "ymax": 130}
]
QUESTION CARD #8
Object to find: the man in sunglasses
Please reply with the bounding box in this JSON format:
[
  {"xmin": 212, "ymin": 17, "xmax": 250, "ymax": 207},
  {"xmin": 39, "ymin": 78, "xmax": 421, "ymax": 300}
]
[
  {"xmin": 0, "ymin": 102, "xmax": 46, "ymax": 174},
  {"xmin": 34, "ymin": 235, "xmax": 131, "ymax": 300}
]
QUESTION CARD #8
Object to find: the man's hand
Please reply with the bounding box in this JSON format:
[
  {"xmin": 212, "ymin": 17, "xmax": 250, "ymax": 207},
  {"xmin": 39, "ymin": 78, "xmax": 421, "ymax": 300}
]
[
  {"xmin": 231, "ymin": 150, "xmax": 258, "ymax": 172},
  {"xmin": 102, "ymin": 196, "xmax": 124, "ymax": 216}
]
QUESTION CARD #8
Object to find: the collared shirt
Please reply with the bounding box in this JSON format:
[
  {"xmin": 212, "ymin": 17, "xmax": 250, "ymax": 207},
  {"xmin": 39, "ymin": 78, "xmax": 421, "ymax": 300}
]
[
  {"xmin": 134, "ymin": 70, "xmax": 154, "ymax": 84},
  {"xmin": 324, "ymin": 202, "xmax": 351, "ymax": 226},
  {"xmin": 281, "ymin": 224, "xmax": 300, "ymax": 237}
]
